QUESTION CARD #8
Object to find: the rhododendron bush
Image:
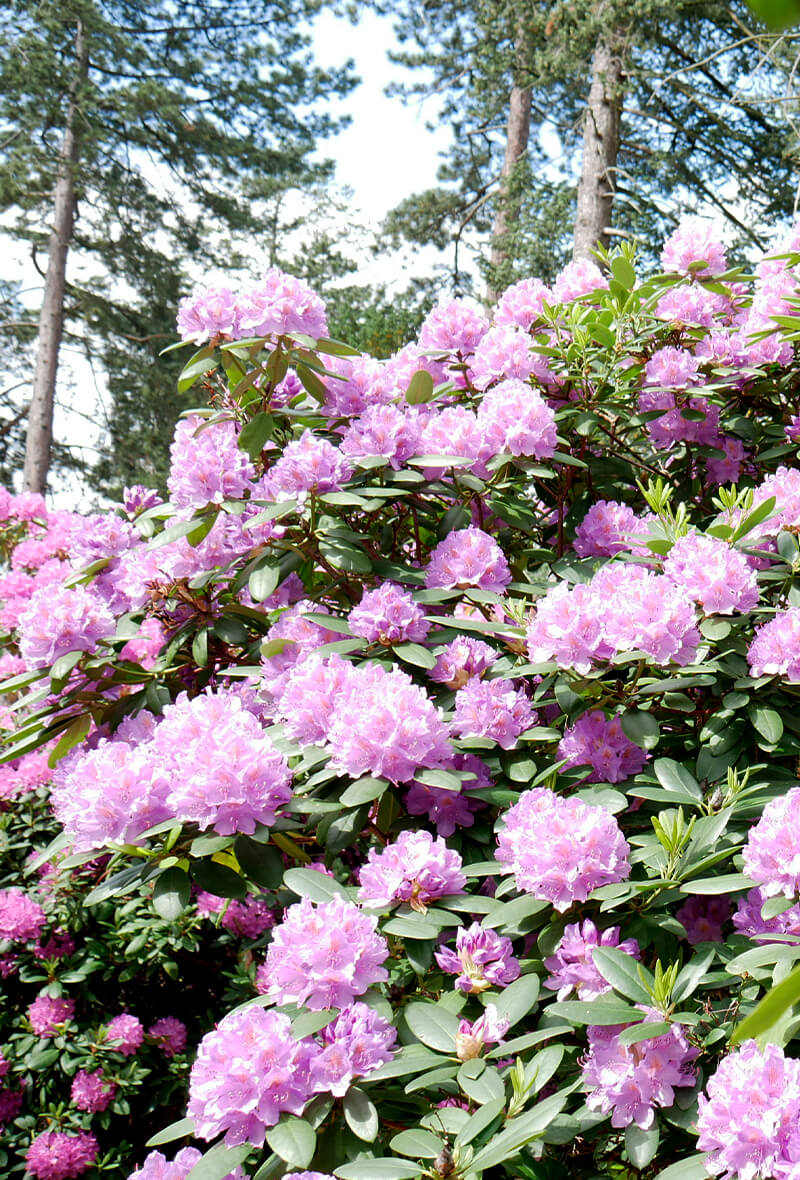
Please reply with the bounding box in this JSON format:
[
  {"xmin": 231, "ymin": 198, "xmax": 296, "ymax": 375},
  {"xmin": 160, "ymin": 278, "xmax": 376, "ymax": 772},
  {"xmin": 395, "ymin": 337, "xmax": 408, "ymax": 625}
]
[{"xmin": 7, "ymin": 222, "xmax": 800, "ymax": 1179}]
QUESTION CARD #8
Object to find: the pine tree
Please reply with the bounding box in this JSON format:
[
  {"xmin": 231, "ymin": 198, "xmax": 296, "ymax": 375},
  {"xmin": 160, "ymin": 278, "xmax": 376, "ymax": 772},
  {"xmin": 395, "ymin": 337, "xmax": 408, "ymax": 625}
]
[{"xmin": 0, "ymin": 0, "xmax": 356, "ymax": 495}]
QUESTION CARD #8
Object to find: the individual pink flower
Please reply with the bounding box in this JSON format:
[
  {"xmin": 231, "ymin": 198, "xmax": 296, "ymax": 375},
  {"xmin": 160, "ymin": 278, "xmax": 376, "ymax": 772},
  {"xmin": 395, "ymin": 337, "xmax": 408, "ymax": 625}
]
[
  {"xmin": 71, "ymin": 1068, "xmax": 116, "ymax": 1112},
  {"xmin": 583, "ymin": 1012, "xmax": 699, "ymax": 1129},
  {"xmin": 265, "ymin": 429, "xmax": 352, "ymax": 500},
  {"xmin": 455, "ymin": 1005, "xmax": 510, "ymax": 1060},
  {"xmin": 358, "ymin": 829, "xmax": 466, "ymax": 911},
  {"xmin": 748, "ymin": 608, "xmax": 800, "ymax": 680},
  {"xmin": 18, "ymin": 583, "xmax": 116, "ymax": 669},
  {"xmin": 452, "ymin": 677, "xmax": 535, "ymax": 749},
  {"xmin": 697, "ymin": 1040, "xmax": 800, "ymax": 1180},
  {"xmin": 0, "ymin": 888, "xmax": 47, "ymax": 943},
  {"xmin": 425, "ymin": 527, "xmax": 511, "ymax": 593},
  {"xmin": 257, "ymin": 895, "xmax": 389, "ymax": 1009},
  {"xmin": 309, "ymin": 1002, "xmax": 396, "ymax": 1096},
  {"xmin": 743, "ymin": 788, "xmax": 800, "ymax": 899},
  {"xmin": 733, "ymin": 887, "xmax": 800, "ymax": 942},
  {"xmin": 348, "ymin": 583, "xmax": 430, "ymax": 644},
  {"xmin": 188, "ymin": 1007, "xmax": 318, "ymax": 1147},
  {"xmin": 496, "ymin": 787, "xmax": 630, "ymax": 910},
  {"xmin": 405, "ymin": 753, "xmax": 491, "ymax": 837},
  {"xmin": 127, "ymin": 1147, "xmax": 246, "ymax": 1180},
  {"xmin": 644, "ymin": 345, "xmax": 701, "ymax": 389},
  {"xmin": 148, "ymin": 1016, "xmax": 188, "ymax": 1058},
  {"xmin": 26, "ymin": 1130, "xmax": 99, "ymax": 1180},
  {"xmin": 416, "ymin": 405, "xmax": 490, "ymax": 475},
  {"xmin": 236, "ymin": 267, "xmax": 327, "ymax": 339},
  {"xmin": 662, "ymin": 216, "xmax": 727, "ymax": 277},
  {"xmin": 28, "ymin": 995, "xmax": 74, "ymax": 1037},
  {"xmin": 675, "ymin": 896, "xmax": 731, "ymax": 945},
  {"xmin": 430, "ymin": 636, "xmax": 498, "ymax": 688},
  {"xmin": 477, "ymin": 378, "xmax": 557, "ymax": 459},
  {"xmin": 494, "ymin": 278, "xmax": 552, "ymax": 329},
  {"xmin": 557, "ymin": 711, "xmax": 648, "ymax": 783},
  {"xmin": 167, "ymin": 415, "xmax": 256, "ymax": 510},
  {"xmin": 322, "ymin": 353, "xmax": 395, "ymax": 418},
  {"xmin": 0, "ymin": 1084, "xmax": 23, "ymax": 1124},
  {"xmin": 106, "ymin": 1012, "xmax": 144, "ymax": 1056},
  {"xmin": 326, "ymin": 663, "xmax": 452, "ymax": 784},
  {"xmin": 435, "ymin": 922, "xmax": 520, "ymax": 993},
  {"xmin": 544, "ymin": 921, "xmax": 640, "ymax": 1000},
  {"xmin": 663, "ymin": 532, "xmax": 758, "ymax": 614}
]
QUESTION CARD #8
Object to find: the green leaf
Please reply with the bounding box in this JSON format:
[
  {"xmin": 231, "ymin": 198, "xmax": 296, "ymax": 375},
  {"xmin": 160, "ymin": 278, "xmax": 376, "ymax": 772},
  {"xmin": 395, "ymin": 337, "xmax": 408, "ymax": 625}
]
[
  {"xmin": 365, "ymin": 1044, "xmax": 446, "ymax": 1081},
  {"xmin": 47, "ymin": 712, "xmax": 91, "ymax": 769},
  {"xmin": 283, "ymin": 867, "xmax": 349, "ymax": 903},
  {"xmin": 319, "ymin": 536, "xmax": 372, "ymax": 574},
  {"xmin": 621, "ymin": 710, "xmax": 660, "ymax": 750},
  {"xmin": 673, "ymin": 948, "xmax": 717, "ymax": 1004},
  {"xmin": 190, "ymin": 859, "xmax": 246, "ymax": 900},
  {"xmin": 457, "ymin": 1059, "xmax": 505, "ymax": 1104},
  {"xmin": 730, "ymin": 961, "xmax": 800, "ymax": 1047},
  {"xmin": 485, "ymin": 973, "xmax": 540, "ymax": 1029},
  {"xmin": 238, "ymin": 412, "xmax": 274, "ymax": 459},
  {"xmin": 187, "ymin": 1143, "xmax": 251, "ymax": 1180},
  {"xmin": 393, "ymin": 642, "xmax": 436, "ymax": 669},
  {"xmin": 343, "ymin": 1087, "xmax": 379, "ymax": 1141},
  {"xmin": 746, "ymin": 0, "xmax": 800, "ymax": 29},
  {"xmin": 178, "ymin": 351, "xmax": 218, "ymax": 393},
  {"xmin": 548, "ymin": 998, "xmax": 642, "ymax": 1026},
  {"xmin": 454, "ymin": 1096, "xmax": 505, "ymax": 1147},
  {"xmin": 748, "ymin": 704, "xmax": 784, "ymax": 744},
  {"xmin": 265, "ymin": 1117, "xmax": 315, "ymax": 1167},
  {"xmin": 340, "ymin": 777, "xmax": 388, "ymax": 806},
  {"xmin": 626, "ymin": 1123, "xmax": 660, "ymax": 1168},
  {"xmin": 655, "ymin": 1155, "xmax": 711, "ymax": 1180},
  {"xmin": 85, "ymin": 865, "xmax": 147, "ymax": 907},
  {"xmin": 334, "ymin": 1162, "xmax": 423, "ymax": 1179},
  {"xmin": 248, "ymin": 559, "xmax": 280, "ymax": 604},
  {"xmin": 390, "ymin": 1128, "xmax": 444, "ymax": 1158},
  {"xmin": 618, "ymin": 1021, "xmax": 672, "ymax": 1045},
  {"xmin": 680, "ymin": 873, "xmax": 756, "ymax": 895},
  {"xmin": 611, "ymin": 255, "xmax": 636, "ymax": 290},
  {"xmin": 653, "ymin": 758, "xmax": 703, "ymax": 803},
  {"xmin": 145, "ymin": 1117, "xmax": 195, "ymax": 1148},
  {"xmin": 233, "ymin": 837, "xmax": 284, "ymax": 888},
  {"xmin": 592, "ymin": 947, "xmax": 653, "ymax": 1004},
  {"xmin": 405, "ymin": 370, "xmax": 435, "ymax": 404},
  {"xmin": 295, "ymin": 362, "xmax": 327, "ymax": 402},
  {"xmin": 404, "ymin": 1002, "xmax": 460, "ymax": 1052},
  {"xmin": 731, "ymin": 495, "xmax": 777, "ymax": 542},
  {"xmin": 469, "ymin": 1086, "xmax": 575, "ymax": 1171},
  {"xmin": 152, "ymin": 867, "xmax": 191, "ymax": 921}
]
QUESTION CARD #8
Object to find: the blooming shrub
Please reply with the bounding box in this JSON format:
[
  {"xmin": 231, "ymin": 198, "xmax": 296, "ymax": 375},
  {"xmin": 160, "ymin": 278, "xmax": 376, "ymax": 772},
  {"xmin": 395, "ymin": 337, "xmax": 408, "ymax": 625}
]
[{"xmin": 6, "ymin": 219, "xmax": 800, "ymax": 1178}]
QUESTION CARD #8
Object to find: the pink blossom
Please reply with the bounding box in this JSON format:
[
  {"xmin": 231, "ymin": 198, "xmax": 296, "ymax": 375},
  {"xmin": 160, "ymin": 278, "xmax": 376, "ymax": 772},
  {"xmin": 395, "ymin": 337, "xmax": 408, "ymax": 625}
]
[
  {"xmin": 435, "ymin": 921, "xmax": 520, "ymax": 992},
  {"xmin": 265, "ymin": 429, "xmax": 352, "ymax": 499},
  {"xmin": 257, "ymin": 895, "xmax": 389, "ymax": 1009},
  {"xmin": 748, "ymin": 608, "xmax": 800, "ymax": 680},
  {"xmin": 552, "ymin": 259, "xmax": 608, "ymax": 303},
  {"xmin": 452, "ymin": 677, "xmax": 535, "ymax": 749},
  {"xmin": 196, "ymin": 892, "xmax": 274, "ymax": 938},
  {"xmin": 558, "ymin": 711, "xmax": 648, "ymax": 783},
  {"xmin": 405, "ymin": 752, "xmax": 491, "ymax": 837},
  {"xmin": 340, "ymin": 403, "xmax": 422, "ymax": 469},
  {"xmin": 18, "ymin": 583, "xmax": 116, "ymax": 669},
  {"xmin": 0, "ymin": 887, "xmax": 46, "ymax": 942},
  {"xmin": 71, "ymin": 1068, "xmax": 116, "ymax": 1112},
  {"xmin": 26, "ymin": 1131, "xmax": 99, "ymax": 1180},
  {"xmin": 106, "ymin": 1012, "xmax": 144, "ymax": 1055},
  {"xmin": 733, "ymin": 887, "xmax": 800, "ymax": 942},
  {"xmin": 455, "ymin": 1005, "xmax": 510, "ymax": 1060},
  {"xmin": 28, "ymin": 995, "xmax": 74, "ymax": 1036},
  {"xmin": 496, "ymin": 787, "xmax": 630, "ymax": 910},
  {"xmin": 167, "ymin": 415, "xmax": 256, "ymax": 510},
  {"xmin": 309, "ymin": 1002, "xmax": 396, "ymax": 1096},
  {"xmin": 675, "ymin": 896, "xmax": 731, "ymax": 945},
  {"xmin": 418, "ymin": 298, "xmax": 488, "ymax": 354},
  {"xmin": 358, "ymin": 829, "xmax": 466, "ymax": 910},
  {"xmin": 148, "ymin": 1016, "xmax": 188, "ymax": 1057},
  {"xmin": 322, "ymin": 354, "xmax": 395, "ymax": 418},
  {"xmin": 494, "ymin": 278, "xmax": 552, "ymax": 330},
  {"xmin": 476, "ymin": 377, "xmax": 557, "ymax": 459},
  {"xmin": 661, "ymin": 216, "xmax": 727, "ymax": 276},
  {"xmin": 471, "ymin": 325, "xmax": 535, "ymax": 390},
  {"xmin": 176, "ymin": 283, "xmax": 239, "ymax": 342},
  {"xmin": 348, "ymin": 582, "xmax": 430, "ymax": 644},
  {"xmin": 743, "ymin": 788, "xmax": 800, "ymax": 898},
  {"xmin": 663, "ymin": 531, "xmax": 758, "ymax": 614},
  {"xmin": 236, "ymin": 268, "xmax": 327, "ymax": 339},
  {"xmin": 544, "ymin": 921, "xmax": 640, "ymax": 1000},
  {"xmin": 430, "ymin": 636, "xmax": 498, "ymax": 688},
  {"xmin": 425, "ymin": 527, "xmax": 511, "ymax": 593},
  {"xmin": 573, "ymin": 500, "xmax": 642, "ymax": 558}
]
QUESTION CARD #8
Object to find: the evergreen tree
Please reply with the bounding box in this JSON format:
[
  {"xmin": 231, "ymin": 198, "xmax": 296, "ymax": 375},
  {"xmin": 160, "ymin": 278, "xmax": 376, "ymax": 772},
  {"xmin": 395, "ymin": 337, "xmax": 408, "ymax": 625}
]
[
  {"xmin": 377, "ymin": 0, "xmax": 797, "ymax": 292},
  {"xmin": 0, "ymin": 0, "xmax": 356, "ymax": 496}
]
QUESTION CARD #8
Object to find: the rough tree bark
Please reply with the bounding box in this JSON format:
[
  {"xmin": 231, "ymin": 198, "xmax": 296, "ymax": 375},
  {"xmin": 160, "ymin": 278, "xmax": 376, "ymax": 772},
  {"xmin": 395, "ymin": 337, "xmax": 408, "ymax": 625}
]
[
  {"xmin": 23, "ymin": 17, "xmax": 88, "ymax": 495},
  {"xmin": 486, "ymin": 31, "xmax": 532, "ymax": 306},
  {"xmin": 573, "ymin": 34, "xmax": 625, "ymax": 262}
]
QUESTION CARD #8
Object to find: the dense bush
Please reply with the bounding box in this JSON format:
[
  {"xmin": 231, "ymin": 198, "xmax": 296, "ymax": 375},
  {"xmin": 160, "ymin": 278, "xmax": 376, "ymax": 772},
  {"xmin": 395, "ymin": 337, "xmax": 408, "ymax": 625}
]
[{"xmin": 4, "ymin": 223, "xmax": 800, "ymax": 1180}]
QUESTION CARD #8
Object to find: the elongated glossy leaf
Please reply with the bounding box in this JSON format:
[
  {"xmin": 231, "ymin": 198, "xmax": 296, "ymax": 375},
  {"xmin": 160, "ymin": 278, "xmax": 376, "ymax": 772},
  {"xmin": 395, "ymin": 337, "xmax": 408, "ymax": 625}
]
[
  {"xmin": 187, "ymin": 1143, "xmax": 251, "ymax": 1180},
  {"xmin": 404, "ymin": 1002, "xmax": 459, "ymax": 1052},
  {"xmin": 265, "ymin": 1117, "xmax": 315, "ymax": 1167},
  {"xmin": 152, "ymin": 867, "xmax": 191, "ymax": 921},
  {"xmin": 343, "ymin": 1087, "xmax": 379, "ymax": 1142},
  {"xmin": 469, "ymin": 1086, "xmax": 574, "ymax": 1170},
  {"xmin": 592, "ymin": 946, "xmax": 653, "ymax": 1004},
  {"xmin": 390, "ymin": 1128, "xmax": 443, "ymax": 1158},
  {"xmin": 334, "ymin": 1162, "xmax": 422, "ymax": 1179},
  {"xmin": 146, "ymin": 1117, "xmax": 196, "ymax": 1147},
  {"xmin": 730, "ymin": 962, "xmax": 800, "ymax": 1046},
  {"xmin": 283, "ymin": 868, "xmax": 349, "ymax": 903}
]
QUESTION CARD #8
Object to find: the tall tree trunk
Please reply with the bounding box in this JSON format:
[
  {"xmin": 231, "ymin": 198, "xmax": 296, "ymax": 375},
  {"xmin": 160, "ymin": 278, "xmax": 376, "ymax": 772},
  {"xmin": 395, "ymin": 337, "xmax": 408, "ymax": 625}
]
[
  {"xmin": 23, "ymin": 17, "xmax": 88, "ymax": 495},
  {"xmin": 573, "ymin": 35, "xmax": 624, "ymax": 262},
  {"xmin": 486, "ymin": 36, "xmax": 532, "ymax": 306}
]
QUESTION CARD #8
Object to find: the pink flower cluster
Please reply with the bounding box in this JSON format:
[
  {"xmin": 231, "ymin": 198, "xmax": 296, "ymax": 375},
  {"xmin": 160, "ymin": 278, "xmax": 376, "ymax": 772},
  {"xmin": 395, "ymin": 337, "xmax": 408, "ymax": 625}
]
[
  {"xmin": 435, "ymin": 921, "xmax": 520, "ymax": 992},
  {"xmin": 71, "ymin": 1067, "xmax": 116, "ymax": 1112},
  {"xmin": 26, "ymin": 1131, "xmax": 99, "ymax": 1180},
  {"xmin": 733, "ymin": 887, "xmax": 800, "ymax": 942},
  {"xmin": 452, "ymin": 676, "xmax": 535, "ymax": 748},
  {"xmin": 257, "ymin": 895, "xmax": 389, "ymax": 1009},
  {"xmin": 0, "ymin": 887, "xmax": 47, "ymax": 942},
  {"xmin": 196, "ymin": 891, "xmax": 274, "ymax": 938},
  {"xmin": 18, "ymin": 582, "xmax": 116, "ymax": 669},
  {"xmin": 582, "ymin": 1013, "xmax": 699, "ymax": 1129},
  {"xmin": 748, "ymin": 608, "xmax": 800, "ymax": 680},
  {"xmin": 405, "ymin": 752, "xmax": 491, "ymax": 836},
  {"xmin": 178, "ymin": 268, "xmax": 327, "ymax": 343},
  {"xmin": 265, "ymin": 429, "xmax": 353, "ymax": 499},
  {"xmin": 425, "ymin": 527, "xmax": 511, "ymax": 593},
  {"xmin": 663, "ymin": 532, "xmax": 758, "ymax": 615},
  {"xmin": 430, "ymin": 636, "xmax": 497, "ymax": 688},
  {"xmin": 129, "ymin": 1146, "xmax": 244, "ymax": 1180},
  {"xmin": 476, "ymin": 378, "xmax": 557, "ymax": 458},
  {"xmin": 29, "ymin": 995, "xmax": 74, "ymax": 1036},
  {"xmin": 358, "ymin": 829, "xmax": 466, "ymax": 910},
  {"xmin": 573, "ymin": 501, "xmax": 647, "ymax": 558},
  {"xmin": 697, "ymin": 1041, "xmax": 800, "ymax": 1180},
  {"xmin": 348, "ymin": 582, "xmax": 430, "ymax": 644},
  {"xmin": 544, "ymin": 921, "xmax": 640, "ymax": 1000},
  {"xmin": 167, "ymin": 415, "xmax": 256, "ymax": 510},
  {"xmin": 496, "ymin": 787, "xmax": 630, "ymax": 910},
  {"xmin": 557, "ymin": 711, "xmax": 648, "ymax": 783},
  {"xmin": 743, "ymin": 788, "xmax": 800, "ymax": 898},
  {"xmin": 309, "ymin": 1002, "xmax": 396, "ymax": 1095}
]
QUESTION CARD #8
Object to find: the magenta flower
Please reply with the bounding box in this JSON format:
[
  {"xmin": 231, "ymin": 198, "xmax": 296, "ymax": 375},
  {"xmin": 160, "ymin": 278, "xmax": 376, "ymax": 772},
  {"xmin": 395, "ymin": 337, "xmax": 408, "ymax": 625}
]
[
  {"xmin": 340, "ymin": 403, "xmax": 422, "ymax": 469},
  {"xmin": 583, "ymin": 1013, "xmax": 699, "ymax": 1129},
  {"xmin": 435, "ymin": 922, "xmax": 520, "ymax": 993},
  {"xmin": 661, "ymin": 215, "xmax": 727, "ymax": 276},
  {"xmin": 430, "ymin": 636, "xmax": 498, "ymax": 688},
  {"xmin": 552, "ymin": 259, "xmax": 608, "ymax": 303},
  {"xmin": 733, "ymin": 887, "xmax": 800, "ymax": 942},
  {"xmin": 663, "ymin": 532, "xmax": 758, "ymax": 614},
  {"xmin": 26, "ymin": 1131, "xmax": 99, "ymax": 1180},
  {"xmin": 0, "ymin": 887, "xmax": 47, "ymax": 943},
  {"xmin": 257, "ymin": 895, "xmax": 389, "ymax": 1010},
  {"xmin": 0, "ymin": 1085, "xmax": 23, "ymax": 1124},
  {"xmin": 697, "ymin": 1041, "xmax": 800, "ymax": 1180},
  {"xmin": 573, "ymin": 500, "xmax": 642, "ymax": 558},
  {"xmin": 106, "ymin": 1012, "xmax": 144, "ymax": 1056},
  {"xmin": 309, "ymin": 1002, "xmax": 396, "ymax": 1096},
  {"xmin": 28, "ymin": 995, "xmax": 74, "ymax": 1037},
  {"xmin": 455, "ymin": 1005, "xmax": 510, "ymax": 1061},
  {"xmin": 419, "ymin": 297, "xmax": 488, "ymax": 354},
  {"xmin": 425, "ymin": 527, "xmax": 511, "ymax": 593},
  {"xmin": 748, "ymin": 608, "xmax": 800, "ymax": 680},
  {"xmin": 348, "ymin": 582, "xmax": 430, "ymax": 644},
  {"xmin": 196, "ymin": 892, "xmax": 274, "ymax": 939},
  {"xmin": 543, "ymin": 921, "xmax": 640, "ymax": 1000},
  {"xmin": 405, "ymin": 752, "xmax": 491, "ymax": 837},
  {"xmin": 496, "ymin": 787, "xmax": 631, "ymax": 911},
  {"xmin": 452, "ymin": 677, "xmax": 536, "ymax": 749},
  {"xmin": 148, "ymin": 1016, "xmax": 188, "ymax": 1058},
  {"xmin": 494, "ymin": 278, "xmax": 551, "ymax": 330},
  {"xmin": 176, "ymin": 283, "xmax": 239, "ymax": 342},
  {"xmin": 675, "ymin": 896, "xmax": 731, "ymax": 945},
  {"xmin": 358, "ymin": 829, "xmax": 466, "ymax": 911},
  {"xmin": 128, "ymin": 1147, "xmax": 245, "ymax": 1180},
  {"xmin": 71, "ymin": 1068, "xmax": 116, "ymax": 1112},
  {"xmin": 187, "ymin": 1006, "xmax": 318, "ymax": 1146},
  {"xmin": 557, "ymin": 711, "xmax": 648, "ymax": 784}
]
